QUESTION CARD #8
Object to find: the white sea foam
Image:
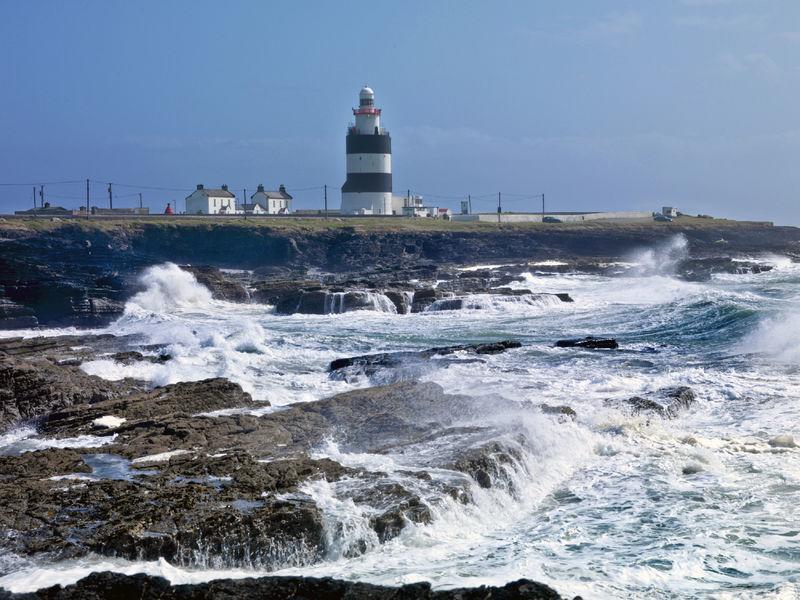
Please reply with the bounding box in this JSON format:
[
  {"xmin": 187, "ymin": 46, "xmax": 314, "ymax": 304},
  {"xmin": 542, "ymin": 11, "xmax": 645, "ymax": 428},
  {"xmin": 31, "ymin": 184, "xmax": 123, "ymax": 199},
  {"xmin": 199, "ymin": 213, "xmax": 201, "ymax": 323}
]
[
  {"xmin": 0, "ymin": 427, "xmax": 118, "ymax": 456},
  {"xmin": 739, "ymin": 311, "xmax": 800, "ymax": 363},
  {"xmin": 126, "ymin": 263, "xmax": 213, "ymax": 314},
  {"xmin": 131, "ymin": 449, "xmax": 190, "ymax": 464}
]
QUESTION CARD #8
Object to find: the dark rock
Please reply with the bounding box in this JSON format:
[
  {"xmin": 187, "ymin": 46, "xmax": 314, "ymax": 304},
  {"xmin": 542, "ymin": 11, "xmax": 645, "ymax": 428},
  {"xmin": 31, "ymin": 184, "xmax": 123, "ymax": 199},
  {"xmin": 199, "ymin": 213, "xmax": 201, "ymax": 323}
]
[
  {"xmin": 0, "ymin": 571, "xmax": 566, "ymax": 599},
  {"xmin": 385, "ymin": 290, "xmax": 411, "ymax": 314},
  {"xmin": 0, "ymin": 356, "xmax": 137, "ymax": 430},
  {"xmin": 449, "ymin": 441, "xmax": 525, "ymax": 492},
  {"xmin": 108, "ymin": 351, "xmax": 170, "ymax": 365},
  {"xmin": 622, "ymin": 386, "xmax": 696, "ymax": 419},
  {"xmin": 0, "ymin": 297, "xmax": 38, "ymax": 329},
  {"xmin": 411, "ymin": 288, "xmax": 445, "ymax": 313},
  {"xmin": 539, "ymin": 404, "xmax": 577, "ymax": 419},
  {"xmin": 555, "ymin": 337, "xmax": 618, "ymax": 349},
  {"xmin": 42, "ymin": 378, "xmax": 260, "ymax": 436},
  {"xmin": 329, "ymin": 341, "xmax": 522, "ymax": 379},
  {"xmin": 179, "ymin": 266, "xmax": 249, "ymax": 302},
  {"xmin": 250, "ymin": 279, "xmax": 323, "ymax": 306}
]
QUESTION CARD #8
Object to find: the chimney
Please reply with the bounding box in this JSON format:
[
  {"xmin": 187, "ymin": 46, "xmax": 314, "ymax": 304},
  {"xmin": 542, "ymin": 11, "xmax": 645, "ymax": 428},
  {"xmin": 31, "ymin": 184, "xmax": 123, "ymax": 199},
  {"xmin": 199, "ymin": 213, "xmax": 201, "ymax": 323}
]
[
  {"xmin": 221, "ymin": 184, "xmax": 228, "ymax": 191},
  {"xmin": 197, "ymin": 184, "xmax": 204, "ymax": 190},
  {"xmin": 257, "ymin": 184, "xmax": 265, "ymax": 193},
  {"xmin": 279, "ymin": 184, "xmax": 286, "ymax": 194}
]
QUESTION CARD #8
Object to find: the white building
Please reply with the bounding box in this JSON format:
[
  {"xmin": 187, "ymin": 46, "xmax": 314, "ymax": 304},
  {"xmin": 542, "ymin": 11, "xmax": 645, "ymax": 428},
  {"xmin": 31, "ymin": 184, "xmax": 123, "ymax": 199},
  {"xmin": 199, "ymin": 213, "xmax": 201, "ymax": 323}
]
[
  {"xmin": 251, "ymin": 184, "xmax": 292, "ymax": 214},
  {"xmin": 239, "ymin": 202, "xmax": 267, "ymax": 215},
  {"xmin": 185, "ymin": 184, "xmax": 237, "ymax": 215},
  {"xmin": 341, "ymin": 86, "xmax": 393, "ymax": 215},
  {"xmin": 662, "ymin": 206, "xmax": 679, "ymax": 218}
]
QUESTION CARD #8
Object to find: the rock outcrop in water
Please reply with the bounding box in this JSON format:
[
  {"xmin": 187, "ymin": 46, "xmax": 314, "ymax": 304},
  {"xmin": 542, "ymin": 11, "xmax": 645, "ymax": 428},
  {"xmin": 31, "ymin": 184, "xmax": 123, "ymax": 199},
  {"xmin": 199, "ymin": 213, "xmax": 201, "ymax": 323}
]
[
  {"xmin": 0, "ymin": 571, "xmax": 568, "ymax": 599},
  {"xmin": 618, "ymin": 386, "xmax": 697, "ymax": 419},
  {"xmin": 555, "ymin": 337, "xmax": 619, "ymax": 349},
  {"xmin": 329, "ymin": 341, "xmax": 522, "ymax": 382}
]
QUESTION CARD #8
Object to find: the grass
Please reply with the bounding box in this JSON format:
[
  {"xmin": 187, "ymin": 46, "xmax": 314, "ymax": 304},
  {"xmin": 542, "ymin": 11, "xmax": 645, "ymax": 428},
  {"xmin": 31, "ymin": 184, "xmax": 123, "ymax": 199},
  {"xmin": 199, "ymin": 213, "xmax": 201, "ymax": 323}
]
[{"xmin": 0, "ymin": 214, "xmax": 776, "ymax": 234}]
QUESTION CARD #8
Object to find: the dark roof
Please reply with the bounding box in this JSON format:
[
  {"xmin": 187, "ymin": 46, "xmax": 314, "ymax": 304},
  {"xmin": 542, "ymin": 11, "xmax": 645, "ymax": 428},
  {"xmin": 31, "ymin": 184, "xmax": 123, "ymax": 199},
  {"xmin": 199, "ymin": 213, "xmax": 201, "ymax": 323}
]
[
  {"xmin": 239, "ymin": 203, "xmax": 262, "ymax": 211},
  {"xmin": 252, "ymin": 190, "xmax": 292, "ymax": 200},
  {"xmin": 187, "ymin": 188, "xmax": 235, "ymax": 199},
  {"xmin": 14, "ymin": 206, "xmax": 71, "ymax": 215}
]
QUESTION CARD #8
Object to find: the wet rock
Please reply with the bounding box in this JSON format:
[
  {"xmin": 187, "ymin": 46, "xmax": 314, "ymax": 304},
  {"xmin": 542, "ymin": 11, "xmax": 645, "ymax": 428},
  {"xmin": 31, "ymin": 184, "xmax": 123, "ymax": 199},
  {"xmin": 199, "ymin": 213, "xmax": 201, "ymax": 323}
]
[
  {"xmin": 0, "ymin": 448, "xmax": 91, "ymax": 479},
  {"xmin": 622, "ymin": 386, "xmax": 696, "ymax": 419},
  {"xmin": 768, "ymin": 434, "xmax": 796, "ymax": 448},
  {"xmin": 539, "ymin": 404, "xmax": 577, "ymax": 419},
  {"xmin": 329, "ymin": 341, "xmax": 522, "ymax": 380},
  {"xmin": 555, "ymin": 337, "xmax": 618, "ymax": 349},
  {"xmin": 384, "ymin": 290, "xmax": 411, "ymax": 314},
  {"xmin": 1, "ymin": 571, "xmax": 566, "ymax": 599},
  {"xmin": 449, "ymin": 440, "xmax": 525, "ymax": 491},
  {"xmin": 0, "ymin": 356, "xmax": 136, "ymax": 430},
  {"xmin": 0, "ymin": 297, "xmax": 38, "ymax": 329},
  {"xmin": 108, "ymin": 351, "xmax": 171, "ymax": 365},
  {"xmin": 43, "ymin": 378, "xmax": 260, "ymax": 436},
  {"xmin": 682, "ymin": 463, "xmax": 704, "ymax": 475},
  {"xmin": 179, "ymin": 266, "xmax": 249, "ymax": 302},
  {"xmin": 410, "ymin": 288, "xmax": 445, "ymax": 313},
  {"xmin": 250, "ymin": 279, "xmax": 324, "ymax": 306}
]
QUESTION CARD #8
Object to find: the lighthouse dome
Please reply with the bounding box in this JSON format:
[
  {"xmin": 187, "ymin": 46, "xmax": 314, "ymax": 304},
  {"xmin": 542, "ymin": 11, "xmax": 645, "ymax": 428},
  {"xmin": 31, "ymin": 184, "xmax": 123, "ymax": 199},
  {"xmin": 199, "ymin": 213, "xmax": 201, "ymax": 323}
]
[{"xmin": 359, "ymin": 86, "xmax": 374, "ymax": 99}]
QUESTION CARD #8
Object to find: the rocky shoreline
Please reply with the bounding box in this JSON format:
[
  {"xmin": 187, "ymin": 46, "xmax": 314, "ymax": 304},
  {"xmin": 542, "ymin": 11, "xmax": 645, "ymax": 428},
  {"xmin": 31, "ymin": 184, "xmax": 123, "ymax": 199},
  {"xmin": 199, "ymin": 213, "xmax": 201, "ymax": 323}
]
[
  {"xmin": 0, "ymin": 327, "xmax": 697, "ymax": 598},
  {"xmin": 0, "ymin": 219, "xmax": 798, "ymax": 327},
  {"xmin": 0, "ymin": 220, "xmax": 795, "ymax": 597}
]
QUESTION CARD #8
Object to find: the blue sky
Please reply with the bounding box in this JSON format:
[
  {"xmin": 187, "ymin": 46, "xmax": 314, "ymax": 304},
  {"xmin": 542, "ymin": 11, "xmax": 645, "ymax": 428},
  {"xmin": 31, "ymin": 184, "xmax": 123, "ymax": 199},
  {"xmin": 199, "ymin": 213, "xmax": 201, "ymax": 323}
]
[{"xmin": 1, "ymin": 1, "xmax": 798, "ymax": 223}]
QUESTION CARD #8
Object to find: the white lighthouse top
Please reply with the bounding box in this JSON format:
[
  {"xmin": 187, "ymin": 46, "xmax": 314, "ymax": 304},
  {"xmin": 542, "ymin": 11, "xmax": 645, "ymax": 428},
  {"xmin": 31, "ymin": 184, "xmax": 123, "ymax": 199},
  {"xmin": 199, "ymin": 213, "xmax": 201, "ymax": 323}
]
[{"xmin": 359, "ymin": 86, "xmax": 374, "ymax": 100}]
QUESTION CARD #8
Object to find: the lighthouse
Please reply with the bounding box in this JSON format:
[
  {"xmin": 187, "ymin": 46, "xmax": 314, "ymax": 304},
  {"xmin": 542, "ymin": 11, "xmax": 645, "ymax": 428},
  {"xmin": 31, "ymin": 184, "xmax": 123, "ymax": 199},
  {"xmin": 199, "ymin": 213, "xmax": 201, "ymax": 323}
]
[{"xmin": 341, "ymin": 86, "xmax": 392, "ymax": 215}]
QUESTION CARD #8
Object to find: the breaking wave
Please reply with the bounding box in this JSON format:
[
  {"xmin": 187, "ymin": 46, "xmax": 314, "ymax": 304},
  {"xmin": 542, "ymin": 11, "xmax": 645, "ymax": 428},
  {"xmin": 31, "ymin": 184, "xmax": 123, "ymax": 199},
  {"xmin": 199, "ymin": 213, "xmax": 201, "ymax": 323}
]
[{"xmin": 126, "ymin": 263, "xmax": 214, "ymax": 314}]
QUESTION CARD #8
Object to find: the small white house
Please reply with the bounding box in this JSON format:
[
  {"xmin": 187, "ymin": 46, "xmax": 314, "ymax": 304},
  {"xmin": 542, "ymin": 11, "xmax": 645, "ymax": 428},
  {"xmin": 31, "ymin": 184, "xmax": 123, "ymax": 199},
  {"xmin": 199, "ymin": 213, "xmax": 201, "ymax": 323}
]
[
  {"xmin": 662, "ymin": 206, "xmax": 679, "ymax": 218},
  {"xmin": 239, "ymin": 203, "xmax": 267, "ymax": 215},
  {"xmin": 186, "ymin": 184, "xmax": 237, "ymax": 215},
  {"xmin": 251, "ymin": 184, "xmax": 292, "ymax": 214}
]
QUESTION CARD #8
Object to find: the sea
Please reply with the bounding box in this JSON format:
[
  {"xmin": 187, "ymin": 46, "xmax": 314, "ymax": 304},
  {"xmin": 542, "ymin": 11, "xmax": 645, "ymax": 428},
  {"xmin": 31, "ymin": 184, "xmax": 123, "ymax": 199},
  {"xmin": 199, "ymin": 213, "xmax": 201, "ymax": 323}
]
[{"xmin": 1, "ymin": 235, "xmax": 798, "ymax": 599}]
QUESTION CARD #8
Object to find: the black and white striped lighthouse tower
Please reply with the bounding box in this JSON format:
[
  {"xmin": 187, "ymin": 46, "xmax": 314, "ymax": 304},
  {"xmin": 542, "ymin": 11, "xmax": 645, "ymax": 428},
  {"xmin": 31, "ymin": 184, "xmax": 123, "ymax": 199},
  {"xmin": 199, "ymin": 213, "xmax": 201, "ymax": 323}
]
[{"xmin": 341, "ymin": 86, "xmax": 392, "ymax": 215}]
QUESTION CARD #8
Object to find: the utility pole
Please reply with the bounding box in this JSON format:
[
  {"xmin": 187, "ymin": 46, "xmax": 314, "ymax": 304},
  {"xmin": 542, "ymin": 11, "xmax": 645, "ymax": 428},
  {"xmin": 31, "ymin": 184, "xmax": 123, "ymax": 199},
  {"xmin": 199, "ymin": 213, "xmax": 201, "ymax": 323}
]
[
  {"xmin": 243, "ymin": 189, "xmax": 247, "ymax": 220},
  {"xmin": 32, "ymin": 186, "xmax": 36, "ymax": 210},
  {"xmin": 324, "ymin": 184, "xmax": 328, "ymax": 219},
  {"xmin": 541, "ymin": 193, "xmax": 545, "ymax": 219},
  {"xmin": 138, "ymin": 193, "xmax": 143, "ymax": 209},
  {"xmin": 107, "ymin": 183, "xmax": 113, "ymax": 210},
  {"xmin": 468, "ymin": 194, "xmax": 472, "ymax": 214},
  {"xmin": 497, "ymin": 192, "xmax": 502, "ymax": 224},
  {"xmin": 39, "ymin": 185, "xmax": 44, "ymax": 208},
  {"xmin": 86, "ymin": 179, "xmax": 90, "ymax": 218}
]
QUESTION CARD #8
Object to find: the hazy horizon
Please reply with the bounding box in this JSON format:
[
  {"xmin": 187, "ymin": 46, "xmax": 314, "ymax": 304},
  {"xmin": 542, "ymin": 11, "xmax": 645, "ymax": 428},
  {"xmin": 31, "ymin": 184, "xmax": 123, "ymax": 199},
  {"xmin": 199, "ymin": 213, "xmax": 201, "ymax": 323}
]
[{"xmin": 2, "ymin": 1, "xmax": 798, "ymax": 224}]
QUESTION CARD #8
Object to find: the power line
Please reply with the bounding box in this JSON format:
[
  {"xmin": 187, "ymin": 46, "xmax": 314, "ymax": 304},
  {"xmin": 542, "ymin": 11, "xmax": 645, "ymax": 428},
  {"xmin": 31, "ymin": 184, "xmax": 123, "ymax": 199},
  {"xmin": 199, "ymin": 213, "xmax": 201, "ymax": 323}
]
[{"xmin": 0, "ymin": 180, "xmax": 84, "ymax": 186}]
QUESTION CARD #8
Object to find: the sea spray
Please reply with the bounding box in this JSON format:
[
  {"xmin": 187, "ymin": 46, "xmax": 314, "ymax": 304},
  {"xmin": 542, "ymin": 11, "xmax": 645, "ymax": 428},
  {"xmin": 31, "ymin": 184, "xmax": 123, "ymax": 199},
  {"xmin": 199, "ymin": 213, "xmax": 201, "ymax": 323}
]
[
  {"xmin": 627, "ymin": 234, "xmax": 689, "ymax": 276},
  {"xmin": 126, "ymin": 263, "xmax": 214, "ymax": 314}
]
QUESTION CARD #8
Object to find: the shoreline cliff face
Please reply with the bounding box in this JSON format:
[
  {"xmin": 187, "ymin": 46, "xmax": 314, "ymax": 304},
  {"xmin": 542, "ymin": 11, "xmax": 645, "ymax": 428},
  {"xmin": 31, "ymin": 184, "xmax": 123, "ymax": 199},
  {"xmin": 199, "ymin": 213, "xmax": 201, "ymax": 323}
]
[{"xmin": 0, "ymin": 220, "xmax": 797, "ymax": 327}]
